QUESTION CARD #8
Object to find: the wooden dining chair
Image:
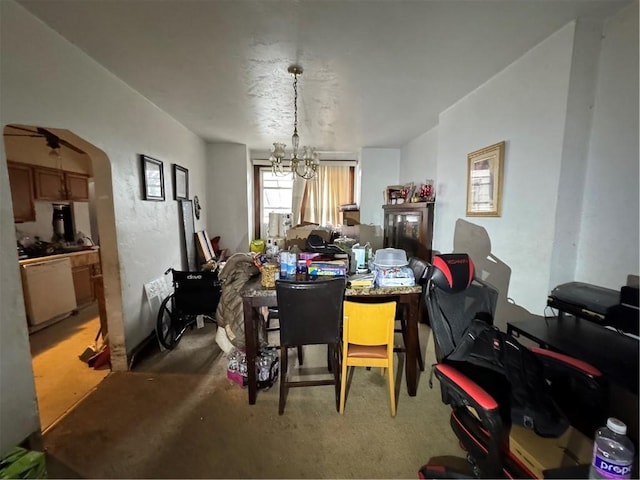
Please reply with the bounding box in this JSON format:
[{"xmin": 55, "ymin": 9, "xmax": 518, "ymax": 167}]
[
  {"xmin": 275, "ymin": 277, "xmax": 345, "ymax": 415},
  {"xmin": 340, "ymin": 300, "xmax": 397, "ymax": 416}
]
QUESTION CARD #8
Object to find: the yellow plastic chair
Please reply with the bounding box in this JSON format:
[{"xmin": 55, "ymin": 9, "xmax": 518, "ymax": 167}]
[{"xmin": 340, "ymin": 300, "xmax": 397, "ymax": 416}]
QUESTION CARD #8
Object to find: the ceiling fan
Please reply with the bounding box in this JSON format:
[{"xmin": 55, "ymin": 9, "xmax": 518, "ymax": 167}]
[{"xmin": 4, "ymin": 125, "xmax": 85, "ymax": 154}]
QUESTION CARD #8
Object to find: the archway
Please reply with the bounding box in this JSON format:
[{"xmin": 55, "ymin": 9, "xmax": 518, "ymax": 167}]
[{"xmin": 4, "ymin": 124, "xmax": 126, "ymax": 428}]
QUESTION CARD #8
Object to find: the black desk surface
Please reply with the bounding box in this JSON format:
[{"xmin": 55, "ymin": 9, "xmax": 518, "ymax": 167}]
[{"xmin": 508, "ymin": 316, "xmax": 639, "ymax": 394}]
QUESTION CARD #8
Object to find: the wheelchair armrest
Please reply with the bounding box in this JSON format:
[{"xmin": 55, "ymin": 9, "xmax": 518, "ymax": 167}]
[{"xmin": 434, "ymin": 364, "xmax": 502, "ymax": 427}]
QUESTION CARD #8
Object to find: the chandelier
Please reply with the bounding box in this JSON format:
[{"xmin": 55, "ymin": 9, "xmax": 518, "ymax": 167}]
[{"xmin": 270, "ymin": 65, "xmax": 320, "ymax": 180}]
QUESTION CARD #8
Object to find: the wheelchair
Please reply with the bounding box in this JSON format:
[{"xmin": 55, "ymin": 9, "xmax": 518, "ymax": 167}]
[
  {"xmin": 420, "ymin": 253, "xmax": 606, "ymax": 479},
  {"xmin": 156, "ymin": 267, "xmax": 222, "ymax": 350}
]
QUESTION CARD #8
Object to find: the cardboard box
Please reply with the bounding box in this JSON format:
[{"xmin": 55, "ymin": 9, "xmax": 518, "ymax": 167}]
[
  {"xmin": 509, "ymin": 425, "xmax": 593, "ymax": 478},
  {"xmin": 341, "ymin": 210, "xmax": 360, "ymax": 226},
  {"xmin": 340, "ymin": 224, "xmax": 380, "ymax": 247},
  {"xmin": 285, "ymin": 227, "xmax": 331, "ymax": 251}
]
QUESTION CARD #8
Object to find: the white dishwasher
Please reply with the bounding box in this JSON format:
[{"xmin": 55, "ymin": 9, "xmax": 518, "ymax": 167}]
[{"xmin": 21, "ymin": 257, "xmax": 77, "ymax": 326}]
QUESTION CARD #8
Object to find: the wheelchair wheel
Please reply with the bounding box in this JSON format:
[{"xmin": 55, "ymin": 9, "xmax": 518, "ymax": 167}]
[{"xmin": 157, "ymin": 293, "xmax": 180, "ymax": 350}]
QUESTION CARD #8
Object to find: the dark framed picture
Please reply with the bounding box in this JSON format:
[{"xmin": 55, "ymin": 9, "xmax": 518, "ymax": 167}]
[
  {"xmin": 173, "ymin": 164, "xmax": 189, "ymax": 200},
  {"xmin": 141, "ymin": 155, "xmax": 165, "ymax": 201}
]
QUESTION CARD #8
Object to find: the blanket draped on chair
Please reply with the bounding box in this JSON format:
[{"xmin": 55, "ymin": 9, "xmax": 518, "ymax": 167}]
[{"xmin": 215, "ymin": 253, "xmax": 261, "ymax": 350}]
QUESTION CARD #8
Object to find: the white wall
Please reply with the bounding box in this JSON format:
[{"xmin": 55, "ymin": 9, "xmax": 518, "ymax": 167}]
[
  {"xmin": 0, "ymin": 0, "xmax": 209, "ymax": 453},
  {"xmin": 576, "ymin": 3, "xmax": 639, "ymax": 287},
  {"xmin": 407, "ymin": 8, "xmax": 638, "ymax": 327},
  {"xmin": 359, "ymin": 148, "xmax": 400, "ymax": 227},
  {"xmin": 206, "ymin": 143, "xmax": 251, "ymax": 254},
  {"xmin": 400, "ymin": 127, "xmax": 438, "ymax": 187},
  {"xmin": 434, "ymin": 23, "xmax": 576, "ymax": 325},
  {"xmin": 0, "ymin": 148, "xmax": 39, "ymax": 460},
  {"xmin": 549, "ymin": 18, "xmax": 604, "ymax": 288}
]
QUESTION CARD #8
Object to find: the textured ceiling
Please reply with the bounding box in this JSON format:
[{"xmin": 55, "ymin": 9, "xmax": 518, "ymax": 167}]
[{"xmin": 16, "ymin": 0, "xmax": 630, "ymax": 156}]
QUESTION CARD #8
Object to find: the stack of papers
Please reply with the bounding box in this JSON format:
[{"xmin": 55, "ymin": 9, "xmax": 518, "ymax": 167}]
[{"xmin": 348, "ymin": 272, "xmax": 375, "ymax": 288}]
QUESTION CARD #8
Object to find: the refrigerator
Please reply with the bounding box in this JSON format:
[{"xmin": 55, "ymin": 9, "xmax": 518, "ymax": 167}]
[{"xmin": 21, "ymin": 257, "xmax": 77, "ymax": 326}]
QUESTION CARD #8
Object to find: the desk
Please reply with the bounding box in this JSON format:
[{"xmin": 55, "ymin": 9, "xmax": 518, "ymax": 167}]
[
  {"xmin": 241, "ymin": 276, "xmax": 422, "ymax": 405},
  {"xmin": 507, "ymin": 316, "xmax": 639, "ymax": 394}
]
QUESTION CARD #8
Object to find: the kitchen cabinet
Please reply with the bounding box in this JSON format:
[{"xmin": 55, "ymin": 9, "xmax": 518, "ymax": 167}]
[
  {"xmin": 7, "ymin": 161, "xmax": 35, "ymax": 222},
  {"xmin": 69, "ymin": 250, "xmax": 101, "ymax": 306},
  {"xmin": 72, "ymin": 265, "xmax": 94, "ymax": 306},
  {"xmin": 65, "ymin": 172, "xmax": 90, "ymax": 201},
  {"xmin": 383, "ymin": 202, "xmax": 435, "ymax": 261},
  {"xmin": 33, "ymin": 166, "xmax": 89, "ymax": 201}
]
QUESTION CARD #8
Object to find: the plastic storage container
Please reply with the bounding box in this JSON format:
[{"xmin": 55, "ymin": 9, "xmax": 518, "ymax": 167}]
[
  {"xmin": 372, "ymin": 248, "xmax": 408, "ymax": 267},
  {"xmin": 588, "ymin": 418, "xmax": 635, "ymax": 479}
]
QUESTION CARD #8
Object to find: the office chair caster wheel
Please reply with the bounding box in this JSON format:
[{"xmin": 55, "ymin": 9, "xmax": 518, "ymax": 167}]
[{"xmin": 466, "ymin": 454, "xmax": 480, "ymax": 477}]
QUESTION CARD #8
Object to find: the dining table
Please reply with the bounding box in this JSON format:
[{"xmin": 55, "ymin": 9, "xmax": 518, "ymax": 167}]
[{"xmin": 241, "ymin": 275, "xmax": 423, "ymax": 405}]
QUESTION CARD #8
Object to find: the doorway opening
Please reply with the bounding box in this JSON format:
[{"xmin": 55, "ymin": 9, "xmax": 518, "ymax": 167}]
[{"xmin": 4, "ymin": 124, "xmax": 122, "ymax": 431}]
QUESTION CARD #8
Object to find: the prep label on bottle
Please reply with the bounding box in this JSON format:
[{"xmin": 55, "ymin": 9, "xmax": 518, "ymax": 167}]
[{"xmin": 593, "ymin": 454, "xmax": 633, "ymax": 479}]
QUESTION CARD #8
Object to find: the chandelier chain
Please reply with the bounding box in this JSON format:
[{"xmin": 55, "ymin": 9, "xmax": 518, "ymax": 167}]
[
  {"xmin": 269, "ymin": 64, "xmax": 319, "ymax": 179},
  {"xmin": 293, "ymin": 73, "xmax": 298, "ymax": 138}
]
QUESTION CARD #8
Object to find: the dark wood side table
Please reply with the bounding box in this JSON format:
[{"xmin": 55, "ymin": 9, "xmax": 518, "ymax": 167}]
[{"xmin": 507, "ymin": 316, "xmax": 639, "ymax": 395}]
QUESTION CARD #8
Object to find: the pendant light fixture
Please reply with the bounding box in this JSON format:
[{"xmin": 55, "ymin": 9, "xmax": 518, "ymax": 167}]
[{"xmin": 270, "ymin": 65, "xmax": 320, "ymax": 180}]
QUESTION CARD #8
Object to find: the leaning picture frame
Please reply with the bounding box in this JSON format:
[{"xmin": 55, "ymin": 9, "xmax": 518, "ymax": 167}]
[
  {"xmin": 141, "ymin": 155, "xmax": 165, "ymax": 201},
  {"xmin": 466, "ymin": 141, "xmax": 505, "ymax": 217},
  {"xmin": 173, "ymin": 164, "xmax": 189, "ymax": 200}
]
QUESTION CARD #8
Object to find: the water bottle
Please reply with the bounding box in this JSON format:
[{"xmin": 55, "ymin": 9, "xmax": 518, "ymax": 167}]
[{"xmin": 589, "ymin": 418, "xmax": 635, "ymax": 479}]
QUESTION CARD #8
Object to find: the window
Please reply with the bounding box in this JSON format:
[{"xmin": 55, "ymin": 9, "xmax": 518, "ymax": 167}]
[
  {"xmin": 253, "ymin": 164, "xmax": 355, "ymax": 240},
  {"xmin": 256, "ymin": 168, "xmax": 294, "ymax": 239}
]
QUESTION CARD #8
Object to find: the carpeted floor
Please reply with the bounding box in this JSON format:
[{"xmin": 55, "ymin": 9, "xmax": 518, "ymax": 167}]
[{"xmin": 43, "ymin": 322, "xmax": 466, "ymax": 479}]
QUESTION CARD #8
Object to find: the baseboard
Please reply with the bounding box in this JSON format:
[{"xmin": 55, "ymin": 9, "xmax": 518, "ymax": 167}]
[
  {"xmin": 127, "ymin": 330, "xmax": 159, "ymax": 370},
  {"xmin": 19, "ymin": 429, "xmax": 43, "ymax": 452}
]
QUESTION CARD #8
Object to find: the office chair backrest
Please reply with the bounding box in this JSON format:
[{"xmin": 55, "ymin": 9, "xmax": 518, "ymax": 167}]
[
  {"xmin": 425, "ymin": 253, "xmax": 498, "ymax": 361},
  {"xmin": 408, "ymin": 256, "xmax": 429, "ymax": 286},
  {"xmin": 276, "ymin": 277, "xmax": 345, "ymax": 347}
]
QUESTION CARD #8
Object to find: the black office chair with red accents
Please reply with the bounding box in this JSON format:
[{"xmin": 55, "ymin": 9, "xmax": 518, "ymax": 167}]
[{"xmin": 420, "ymin": 253, "xmax": 607, "ymax": 479}]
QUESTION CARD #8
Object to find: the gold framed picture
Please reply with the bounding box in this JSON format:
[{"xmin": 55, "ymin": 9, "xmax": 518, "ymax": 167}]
[{"xmin": 466, "ymin": 141, "xmax": 505, "ymax": 217}]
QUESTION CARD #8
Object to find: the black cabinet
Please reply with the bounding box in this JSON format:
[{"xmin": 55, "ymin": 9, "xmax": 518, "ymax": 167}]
[{"xmin": 382, "ymin": 202, "xmax": 434, "ymax": 261}]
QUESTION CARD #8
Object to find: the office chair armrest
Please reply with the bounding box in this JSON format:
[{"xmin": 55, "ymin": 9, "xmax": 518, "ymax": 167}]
[
  {"xmin": 434, "ymin": 364, "xmax": 502, "ymax": 428},
  {"xmin": 529, "ymin": 346, "xmax": 602, "ymax": 381},
  {"xmin": 530, "ymin": 347, "xmax": 607, "ymax": 436}
]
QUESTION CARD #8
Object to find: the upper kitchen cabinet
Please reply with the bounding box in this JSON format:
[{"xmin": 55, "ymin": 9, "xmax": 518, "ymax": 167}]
[
  {"xmin": 7, "ymin": 161, "xmax": 35, "ymax": 223},
  {"xmin": 33, "ymin": 166, "xmax": 89, "ymax": 201},
  {"xmin": 65, "ymin": 172, "xmax": 90, "ymax": 201}
]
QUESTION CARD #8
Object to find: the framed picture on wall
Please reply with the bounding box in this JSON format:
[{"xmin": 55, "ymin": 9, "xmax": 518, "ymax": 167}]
[
  {"xmin": 141, "ymin": 155, "xmax": 165, "ymax": 201},
  {"xmin": 466, "ymin": 141, "xmax": 505, "ymax": 217},
  {"xmin": 173, "ymin": 164, "xmax": 189, "ymax": 201}
]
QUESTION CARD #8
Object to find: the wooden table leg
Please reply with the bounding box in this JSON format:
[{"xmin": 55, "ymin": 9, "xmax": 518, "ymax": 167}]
[
  {"xmin": 243, "ymin": 298, "xmax": 259, "ymax": 405},
  {"xmin": 404, "ymin": 293, "xmax": 419, "ymax": 396}
]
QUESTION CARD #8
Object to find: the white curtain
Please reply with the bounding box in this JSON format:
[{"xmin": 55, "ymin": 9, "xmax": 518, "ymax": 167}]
[
  {"xmin": 291, "ymin": 175, "xmax": 306, "ymax": 226},
  {"xmin": 300, "ymin": 165, "xmax": 352, "ymax": 227}
]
